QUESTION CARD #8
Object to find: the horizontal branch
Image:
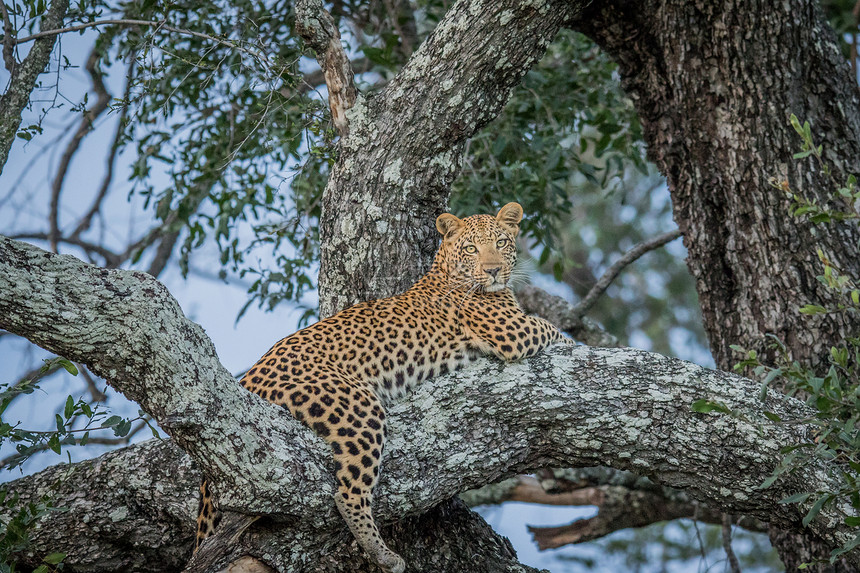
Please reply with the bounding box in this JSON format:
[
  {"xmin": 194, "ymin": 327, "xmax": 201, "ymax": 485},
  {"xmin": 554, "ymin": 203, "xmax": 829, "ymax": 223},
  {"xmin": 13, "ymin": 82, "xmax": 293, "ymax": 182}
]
[{"xmin": 0, "ymin": 234, "xmax": 857, "ymax": 570}]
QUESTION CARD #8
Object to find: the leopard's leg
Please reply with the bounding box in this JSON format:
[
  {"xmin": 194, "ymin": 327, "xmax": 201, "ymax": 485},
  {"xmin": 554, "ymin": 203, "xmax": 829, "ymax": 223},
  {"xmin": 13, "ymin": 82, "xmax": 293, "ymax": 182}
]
[
  {"xmin": 305, "ymin": 380, "xmax": 405, "ymax": 573},
  {"xmin": 194, "ymin": 478, "xmax": 222, "ymax": 551}
]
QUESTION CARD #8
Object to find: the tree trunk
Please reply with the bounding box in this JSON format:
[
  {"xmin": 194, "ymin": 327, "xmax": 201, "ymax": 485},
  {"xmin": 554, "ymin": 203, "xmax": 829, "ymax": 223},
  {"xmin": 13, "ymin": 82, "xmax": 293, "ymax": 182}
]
[
  {"xmin": 317, "ymin": 0, "xmax": 586, "ymax": 317},
  {"xmin": 570, "ymin": 0, "xmax": 860, "ymax": 569}
]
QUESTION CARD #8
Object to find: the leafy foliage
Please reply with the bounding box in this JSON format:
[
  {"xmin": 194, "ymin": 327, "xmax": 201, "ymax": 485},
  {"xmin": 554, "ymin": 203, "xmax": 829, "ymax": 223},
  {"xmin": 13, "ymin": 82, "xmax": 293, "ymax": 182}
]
[
  {"xmin": 0, "ymin": 489, "xmax": 65, "ymax": 573},
  {"xmin": 0, "ymin": 358, "xmax": 155, "ymax": 471}
]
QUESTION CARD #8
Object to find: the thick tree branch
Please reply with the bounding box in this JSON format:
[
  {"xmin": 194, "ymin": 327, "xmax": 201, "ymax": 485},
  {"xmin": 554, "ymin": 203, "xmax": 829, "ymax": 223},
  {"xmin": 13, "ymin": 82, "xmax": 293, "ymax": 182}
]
[
  {"xmin": 0, "ymin": 235, "xmax": 857, "ymax": 570},
  {"xmin": 1, "ymin": 0, "xmax": 14, "ymax": 72},
  {"xmin": 295, "ymin": 0, "xmax": 357, "ymax": 135},
  {"xmin": 0, "ymin": 0, "xmax": 70, "ymax": 176},
  {"xmin": 318, "ymin": 0, "xmax": 589, "ymax": 316}
]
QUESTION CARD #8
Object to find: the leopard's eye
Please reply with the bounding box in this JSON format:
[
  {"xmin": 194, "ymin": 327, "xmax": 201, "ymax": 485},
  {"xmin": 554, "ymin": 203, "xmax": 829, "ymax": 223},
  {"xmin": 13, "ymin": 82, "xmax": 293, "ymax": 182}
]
[
  {"xmin": 463, "ymin": 244, "xmax": 477, "ymax": 254},
  {"xmin": 496, "ymin": 238, "xmax": 510, "ymax": 249}
]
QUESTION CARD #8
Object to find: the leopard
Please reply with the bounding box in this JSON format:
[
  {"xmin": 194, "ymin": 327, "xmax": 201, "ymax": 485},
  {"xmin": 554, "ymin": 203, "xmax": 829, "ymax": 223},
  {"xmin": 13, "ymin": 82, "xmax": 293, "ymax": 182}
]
[{"xmin": 194, "ymin": 202, "xmax": 569, "ymax": 573}]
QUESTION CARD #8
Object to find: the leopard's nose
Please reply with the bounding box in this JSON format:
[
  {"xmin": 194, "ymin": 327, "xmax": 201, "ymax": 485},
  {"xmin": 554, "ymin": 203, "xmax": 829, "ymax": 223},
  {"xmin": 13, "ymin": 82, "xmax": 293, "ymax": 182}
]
[{"xmin": 485, "ymin": 267, "xmax": 500, "ymax": 278}]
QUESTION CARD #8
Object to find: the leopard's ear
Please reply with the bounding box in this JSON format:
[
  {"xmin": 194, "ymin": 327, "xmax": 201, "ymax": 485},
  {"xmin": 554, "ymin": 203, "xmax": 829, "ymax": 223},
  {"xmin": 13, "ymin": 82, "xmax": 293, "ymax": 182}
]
[
  {"xmin": 496, "ymin": 202, "xmax": 523, "ymax": 236},
  {"xmin": 436, "ymin": 213, "xmax": 464, "ymax": 238}
]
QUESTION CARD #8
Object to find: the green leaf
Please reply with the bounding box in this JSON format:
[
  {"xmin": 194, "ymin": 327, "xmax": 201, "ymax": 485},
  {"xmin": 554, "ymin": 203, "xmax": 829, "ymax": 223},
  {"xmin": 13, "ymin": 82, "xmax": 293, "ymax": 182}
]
[
  {"xmin": 758, "ymin": 473, "xmax": 780, "ymax": 490},
  {"xmin": 43, "ymin": 552, "xmax": 65, "ymax": 565},
  {"xmin": 790, "ymin": 114, "xmax": 804, "ymax": 136},
  {"xmin": 831, "ymin": 533, "xmax": 860, "ymax": 560},
  {"xmin": 57, "ymin": 359, "xmax": 78, "ymax": 376},
  {"xmin": 114, "ymin": 420, "xmax": 132, "ymax": 437},
  {"xmin": 64, "ymin": 395, "xmax": 74, "ymax": 420},
  {"xmin": 33, "ymin": 566, "xmax": 49, "ymax": 573},
  {"xmin": 844, "ymin": 517, "xmax": 860, "ymax": 527},
  {"xmin": 103, "ymin": 415, "xmax": 123, "ymax": 427},
  {"xmin": 802, "ymin": 493, "xmax": 833, "ymax": 527},
  {"xmin": 799, "ymin": 304, "xmax": 828, "ymax": 315},
  {"xmin": 763, "ymin": 411, "xmax": 782, "ymax": 423},
  {"xmin": 691, "ymin": 399, "xmax": 730, "ymax": 414},
  {"xmin": 779, "ymin": 492, "xmax": 811, "ymax": 504},
  {"xmin": 47, "ymin": 434, "xmax": 60, "ymax": 455}
]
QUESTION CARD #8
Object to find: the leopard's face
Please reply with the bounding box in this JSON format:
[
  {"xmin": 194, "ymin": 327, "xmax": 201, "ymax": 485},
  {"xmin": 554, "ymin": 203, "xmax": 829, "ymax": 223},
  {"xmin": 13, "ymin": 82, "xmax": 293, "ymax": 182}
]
[{"xmin": 435, "ymin": 202, "xmax": 523, "ymax": 293}]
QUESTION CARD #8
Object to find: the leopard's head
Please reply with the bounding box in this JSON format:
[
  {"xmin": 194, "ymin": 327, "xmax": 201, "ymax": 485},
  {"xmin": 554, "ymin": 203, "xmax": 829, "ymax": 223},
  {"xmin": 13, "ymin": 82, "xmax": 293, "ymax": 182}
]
[{"xmin": 434, "ymin": 202, "xmax": 522, "ymax": 293}]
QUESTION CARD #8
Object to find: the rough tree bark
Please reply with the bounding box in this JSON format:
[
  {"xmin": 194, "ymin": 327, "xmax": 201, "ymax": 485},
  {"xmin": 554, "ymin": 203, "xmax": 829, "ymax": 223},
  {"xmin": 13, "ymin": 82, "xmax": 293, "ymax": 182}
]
[
  {"xmin": 2, "ymin": 236, "xmax": 857, "ymax": 571},
  {"xmin": 4, "ymin": 0, "xmax": 860, "ymax": 570},
  {"xmin": 569, "ymin": 0, "xmax": 860, "ymax": 569},
  {"xmin": 315, "ymin": 0, "xmax": 587, "ymax": 317},
  {"xmin": 0, "ymin": 0, "xmax": 70, "ymax": 176}
]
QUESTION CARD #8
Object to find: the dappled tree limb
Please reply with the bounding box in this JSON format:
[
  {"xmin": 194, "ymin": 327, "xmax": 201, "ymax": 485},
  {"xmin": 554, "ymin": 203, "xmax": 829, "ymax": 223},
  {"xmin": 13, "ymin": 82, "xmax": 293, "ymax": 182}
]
[
  {"xmin": 516, "ymin": 285, "xmax": 619, "ymax": 347},
  {"xmin": 1, "ymin": 235, "xmax": 857, "ymax": 570},
  {"xmin": 295, "ymin": 0, "xmax": 357, "ymax": 135},
  {"xmin": 0, "ymin": 0, "xmax": 70, "ymax": 176},
  {"xmin": 461, "ymin": 470, "xmax": 767, "ymax": 550}
]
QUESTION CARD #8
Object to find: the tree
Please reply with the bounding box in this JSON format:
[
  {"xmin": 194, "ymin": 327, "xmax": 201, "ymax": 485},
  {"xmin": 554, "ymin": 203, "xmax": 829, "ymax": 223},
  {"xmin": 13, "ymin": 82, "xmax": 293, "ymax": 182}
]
[{"xmin": 1, "ymin": 0, "xmax": 859, "ymax": 572}]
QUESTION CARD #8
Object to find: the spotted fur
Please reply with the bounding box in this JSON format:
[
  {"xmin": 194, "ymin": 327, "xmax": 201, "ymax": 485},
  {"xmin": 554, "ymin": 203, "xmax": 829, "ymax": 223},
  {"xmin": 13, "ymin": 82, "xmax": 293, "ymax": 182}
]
[{"xmin": 194, "ymin": 203, "xmax": 569, "ymax": 572}]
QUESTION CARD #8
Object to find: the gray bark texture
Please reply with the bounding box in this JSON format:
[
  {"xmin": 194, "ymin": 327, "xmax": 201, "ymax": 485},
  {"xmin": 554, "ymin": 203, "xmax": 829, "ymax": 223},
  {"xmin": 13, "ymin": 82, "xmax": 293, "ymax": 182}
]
[
  {"xmin": 316, "ymin": 0, "xmax": 587, "ymax": 318},
  {"xmin": 2, "ymin": 234, "xmax": 856, "ymax": 570},
  {"xmin": 569, "ymin": 1, "xmax": 860, "ymax": 569},
  {"xmin": 570, "ymin": 0, "xmax": 860, "ymax": 372},
  {"xmin": 0, "ymin": 0, "xmax": 69, "ymax": 176}
]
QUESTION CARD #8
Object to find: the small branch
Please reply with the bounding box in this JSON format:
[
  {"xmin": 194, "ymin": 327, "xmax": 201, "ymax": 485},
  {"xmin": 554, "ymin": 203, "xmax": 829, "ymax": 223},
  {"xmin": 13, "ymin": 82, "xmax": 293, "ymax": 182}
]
[
  {"xmin": 464, "ymin": 468, "xmax": 768, "ymax": 550},
  {"xmin": 295, "ymin": 0, "xmax": 357, "ymax": 135},
  {"xmin": 0, "ymin": 419, "xmax": 149, "ymax": 470},
  {"xmin": 527, "ymin": 484, "xmax": 766, "ymax": 550},
  {"xmin": 572, "ymin": 229, "xmax": 682, "ymax": 318},
  {"xmin": 79, "ymin": 366, "xmax": 107, "ymax": 402},
  {"xmin": 48, "ymin": 46, "xmax": 112, "ymax": 252},
  {"xmin": 516, "ymin": 285, "xmax": 620, "ymax": 347},
  {"xmin": 9, "ymin": 232, "xmax": 120, "ymax": 266},
  {"xmin": 1, "ymin": 0, "xmax": 14, "ymax": 72},
  {"xmin": 70, "ymin": 56, "xmax": 135, "ymax": 241},
  {"xmin": 722, "ymin": 513, "xmax": 742, "ymax": 573},
  {"xmin": 16, "ymin": 19, "xmax": 256, "ymax": 58}
]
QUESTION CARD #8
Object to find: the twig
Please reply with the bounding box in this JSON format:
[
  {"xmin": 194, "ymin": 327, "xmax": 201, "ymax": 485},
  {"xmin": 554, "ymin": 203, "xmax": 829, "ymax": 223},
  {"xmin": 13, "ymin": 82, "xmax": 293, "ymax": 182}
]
[
  {"xmin": 572, "ymin": 229, "xmax": 682, "ymax": 318},
  {"xmin": 71, "ymin": 55, "xmax": 135, "ymax": 240},
  {"xmin": 79, "ymin": 366, "xmax": 107, "ymax": 402},
  {"xmin": 0, "ymin": 419, "xmax": 149, "ymax": 470},
  {"xmin": 1, "ymin": 0, "xmax": 14, "ymax": 72},
  {"xmin": 722, "ymin": 513, "xmax": 742, "ymax": 573},
  {"xmin": 16, "ymin": 18, "xmax": 259, "ymax": 60},
  {"xmin": 48, "ymin": 46, "xmax": 112, "ymax": 252},
  {"xmin": 10, "ymin": 232, "xmax": 120, "ymax": 265},
  {"xmin": 295, "ymin": 0, "xmax": 357, "ymax": 135}
]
